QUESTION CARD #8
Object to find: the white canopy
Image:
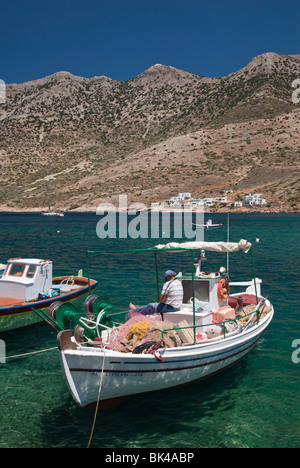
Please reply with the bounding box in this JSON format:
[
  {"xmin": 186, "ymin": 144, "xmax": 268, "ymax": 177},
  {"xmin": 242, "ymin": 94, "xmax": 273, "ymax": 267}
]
[{"xmin": 155, "ymin": 239, "xmax": 252, "ymax": 253}]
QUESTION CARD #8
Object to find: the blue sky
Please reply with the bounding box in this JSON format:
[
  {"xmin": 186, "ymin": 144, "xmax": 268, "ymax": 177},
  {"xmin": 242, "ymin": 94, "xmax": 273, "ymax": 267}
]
[{"xmin": 0, "ymin": 0, "xmax": 299, "ymax": 84}]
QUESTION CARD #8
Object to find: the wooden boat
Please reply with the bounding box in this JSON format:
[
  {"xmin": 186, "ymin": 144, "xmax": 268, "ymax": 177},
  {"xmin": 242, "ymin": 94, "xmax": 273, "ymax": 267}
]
[
  {"xmin": 0, "ymin": 258, "xmax": 97, "ymax": 333},
  {"xmin": 38, "ymin": 240, "xmax": 274, "ymax": 408}
]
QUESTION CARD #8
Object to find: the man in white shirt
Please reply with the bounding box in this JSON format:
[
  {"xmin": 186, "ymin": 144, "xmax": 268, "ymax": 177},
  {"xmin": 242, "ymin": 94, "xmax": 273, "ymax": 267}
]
[
  {"xmin": 157, "ymin": 270, "xmax": 183, "ymax": 313},
  {"xmin": 129, "ymin": 270, "xmax": 183, "ymax": 315}
]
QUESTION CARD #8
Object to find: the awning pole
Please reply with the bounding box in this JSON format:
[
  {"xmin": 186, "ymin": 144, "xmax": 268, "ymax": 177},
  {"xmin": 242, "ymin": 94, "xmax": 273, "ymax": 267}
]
[
  {"xmin": 191, "ymin": 249, "xmax": 196, "ymax": 344},
  {"xmin": 227, "ymin": 214, "xmax": 230, "ymax": 273},
  {"xmin": 154, "ymin": 251, "xmax": 160, "ymax": 301},
  {"xmin": 250, "ymin": 248, "xmax": 258, "ymax": 304},
  {"xmin": 85, "ymin": 252, "xmax": 91, "ymax": 295}
]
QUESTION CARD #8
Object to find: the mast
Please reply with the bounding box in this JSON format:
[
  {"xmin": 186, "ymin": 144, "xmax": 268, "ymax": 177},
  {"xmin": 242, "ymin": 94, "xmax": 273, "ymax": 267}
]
[
  {"xmin": 47, "ymin": 180, "xmax": 51, "ymax": 212},
  {"xmin": 227, "ymin": 214, "xmax": 230, "ymax": 273}
]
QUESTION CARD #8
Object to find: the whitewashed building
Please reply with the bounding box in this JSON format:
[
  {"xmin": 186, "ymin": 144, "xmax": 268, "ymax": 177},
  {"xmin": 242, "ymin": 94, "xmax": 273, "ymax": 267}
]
[
  {"xmin": 203, "ymin": 198, "xmax": 214, "ymax": 206},
  {"xmin": 192, "ymin": 199, "xmax": 205, "ymax": 206},
  {"xmin": 242, "ymin": 194, "xmax": 267, "ymax": 206},
  {"xmin": 170, "ymin": 197, "xmax": 180, "ymax": 203},
  {"xmin": 214, "ymin": 197, "xmax": 228, "ymax": 203},
  {"xmin": 178, "ymin": 192, "xmax": 191, "ymax": 200}
]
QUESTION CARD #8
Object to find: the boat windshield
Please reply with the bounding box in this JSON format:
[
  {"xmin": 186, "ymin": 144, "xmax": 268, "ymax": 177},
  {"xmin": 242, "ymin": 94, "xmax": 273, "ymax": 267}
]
[
  {"xmin": 26, "ymin": 265, "xmax": 37, "ymax": 279},
  {"xmin": 8, "ymin": 263, "xmax": 26, "ymax": 277}
]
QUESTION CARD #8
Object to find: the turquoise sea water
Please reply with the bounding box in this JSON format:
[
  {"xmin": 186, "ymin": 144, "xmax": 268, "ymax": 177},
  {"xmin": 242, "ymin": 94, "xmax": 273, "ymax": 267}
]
[{"xmin": 0, "ymin": 213, "xmax": 299, "ymax": 449}]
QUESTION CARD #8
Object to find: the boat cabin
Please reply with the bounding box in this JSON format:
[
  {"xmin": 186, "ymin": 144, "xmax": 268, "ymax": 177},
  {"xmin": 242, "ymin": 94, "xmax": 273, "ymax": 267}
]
[
  {"xmin": 180, "ymin": 272, "xmax": 226, "ymax": 310},
  {"xmin": 162, "ymin": 265, "xmax": 233, "ymax": 332},
  {"xmin": 0, "ymin": 258, "xmax": 53, "ymax": 302},
  {"xmin": 0, "ymin": 264, "xmax": 6, "ymax": 278}
]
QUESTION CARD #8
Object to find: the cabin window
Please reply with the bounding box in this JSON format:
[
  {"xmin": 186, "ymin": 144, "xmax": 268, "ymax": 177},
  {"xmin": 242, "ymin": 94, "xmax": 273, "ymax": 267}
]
[
  {"xmin": 8, "ymin": 263, "xmax": 26, "ymax": 277},
  {"xmin": 26, "ymin": 265, "xmax": 37, "ymax": 279}
]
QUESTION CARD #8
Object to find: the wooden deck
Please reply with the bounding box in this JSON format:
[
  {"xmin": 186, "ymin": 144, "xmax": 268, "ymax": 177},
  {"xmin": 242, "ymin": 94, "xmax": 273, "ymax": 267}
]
[
  {"xmin": 0, "ymin": 297, "xmax": 24, "ymax": 307},
  {"xmin": 0, "ymin": 276, "xmax": 98, "ymax": 310}
]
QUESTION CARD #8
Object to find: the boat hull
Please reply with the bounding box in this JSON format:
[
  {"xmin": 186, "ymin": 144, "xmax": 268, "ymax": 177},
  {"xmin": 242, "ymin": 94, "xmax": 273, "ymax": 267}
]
[
  {"xmin": 0, "ymin": 277, "xmax": 98, "ymax": 333},
  {"xmin": 58, "ymin": 308, "xmax": 273, "ymax": 408}
]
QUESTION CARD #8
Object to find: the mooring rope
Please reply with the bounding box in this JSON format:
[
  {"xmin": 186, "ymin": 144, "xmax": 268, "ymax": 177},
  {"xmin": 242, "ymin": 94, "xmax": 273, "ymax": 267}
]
[
  {"xmin": 4, "ymin": 334, "xmax": 106, "ymax": 449},
  {"xmin": 5, "ymin": 347, "xmax": 57, "ymax": 360},
  {"xmin": 87, "ymin": 348, "xmax": 106, "ymax": 449}
]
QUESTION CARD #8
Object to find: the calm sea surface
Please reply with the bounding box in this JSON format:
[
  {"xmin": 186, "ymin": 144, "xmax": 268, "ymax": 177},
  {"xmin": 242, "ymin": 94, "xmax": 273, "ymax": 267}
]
[{"xmin": 0, "ymin": 213, "xmax": 299, "ymax": 448}]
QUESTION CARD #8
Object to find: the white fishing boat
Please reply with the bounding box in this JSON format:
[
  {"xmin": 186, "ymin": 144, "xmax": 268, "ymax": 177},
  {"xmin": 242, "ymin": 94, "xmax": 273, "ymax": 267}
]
[
  {"xmin": 41, "ymin": 180, "xmax": 65, "ymax": 217},
  {"xmin": 41, "ymin": 211, "xmax": 65, "ymax": 217},
  {"xmin": 192, "ymin": 218, "xmax": 222, "ymax": 229},
  {"xmin": 44, "ymin": 240, "xmax": 273, "ymax": 408},
  {"xmin": 0, "ymin": 258, "xmax": 98, "ymax": 333}
]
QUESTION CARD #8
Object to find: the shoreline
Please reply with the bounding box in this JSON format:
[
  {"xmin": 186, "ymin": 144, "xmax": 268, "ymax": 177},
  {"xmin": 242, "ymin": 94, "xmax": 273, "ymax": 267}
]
[{"xmin": 0, "ymin": 206, "xmax": 299, "ymax": 215}]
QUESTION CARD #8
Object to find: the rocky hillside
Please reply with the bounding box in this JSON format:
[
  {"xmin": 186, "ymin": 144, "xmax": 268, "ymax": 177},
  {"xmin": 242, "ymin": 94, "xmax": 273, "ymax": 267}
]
[{"xmin": 0, "ymin": 52, "xmax": 299, "ymax": 211}]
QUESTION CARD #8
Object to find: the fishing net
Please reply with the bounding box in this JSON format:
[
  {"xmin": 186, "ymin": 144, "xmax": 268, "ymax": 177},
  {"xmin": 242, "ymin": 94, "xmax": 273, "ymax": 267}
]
[
  {"xmin": 105, "ymin": 311, "xmax": 162, "ymax": 351},
  {"xmin": 105, "ymin": 309, "xmax": 191, "ymax": 352}
]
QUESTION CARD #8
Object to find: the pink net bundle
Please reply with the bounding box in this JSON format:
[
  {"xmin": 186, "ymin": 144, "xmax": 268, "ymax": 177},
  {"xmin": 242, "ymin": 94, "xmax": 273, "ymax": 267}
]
[{"xmin": 105, "ymin": 311, "xmax": 162, "ymax": 351}]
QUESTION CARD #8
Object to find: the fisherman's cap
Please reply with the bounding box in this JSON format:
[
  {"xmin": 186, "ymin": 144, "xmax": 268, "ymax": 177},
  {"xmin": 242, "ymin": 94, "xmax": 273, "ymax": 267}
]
[{"xmin": 165, "ymin": 270, "xmax": 176, "ymax": 277}]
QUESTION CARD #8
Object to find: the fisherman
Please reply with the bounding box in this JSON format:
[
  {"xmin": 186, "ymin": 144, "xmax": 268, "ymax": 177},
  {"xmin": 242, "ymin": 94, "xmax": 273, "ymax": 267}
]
[{"xmin": 129, "ymin": 270, "xmax": 183, "ymax": 316}]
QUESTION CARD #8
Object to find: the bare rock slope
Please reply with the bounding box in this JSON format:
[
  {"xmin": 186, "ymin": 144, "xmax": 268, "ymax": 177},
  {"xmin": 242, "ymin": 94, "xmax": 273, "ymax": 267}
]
[{"xmin": 0, "ymin": 52, "xmax": 299, "ymax": 211}]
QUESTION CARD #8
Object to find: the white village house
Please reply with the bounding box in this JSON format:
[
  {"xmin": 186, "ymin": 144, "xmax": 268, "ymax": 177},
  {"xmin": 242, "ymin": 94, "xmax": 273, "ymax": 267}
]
[
  {"xmin": 214, "ymin": 197, "xmax": 228, "ymax": 203},
  {"xmin": 168, "ymin": 194, "xmax": 227, "ymax": 207},
  {"xmin": 178, "ymin": 192, "xmax": 191, "ymax": 199},
  {"xmin": 242, "ymin": 193, "xmax": 267, "ymax": 206},
  {"xmin": 169, "ymin": 193, "xmax": 191, "ymax": 205},
  {"xmin": 151, "ymin": 191, "xmax": 267, "ymax": 209}
]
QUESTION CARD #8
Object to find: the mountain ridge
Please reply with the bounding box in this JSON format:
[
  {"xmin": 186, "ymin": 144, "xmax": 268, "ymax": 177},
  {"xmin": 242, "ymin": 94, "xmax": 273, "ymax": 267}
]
[
  {"xmin": 0, "ymin": 52, "xmax": 299, "ymax": 212},
  {"xmin": 7, "ymin": 52, "xmax": 300, "ymax": 84}
]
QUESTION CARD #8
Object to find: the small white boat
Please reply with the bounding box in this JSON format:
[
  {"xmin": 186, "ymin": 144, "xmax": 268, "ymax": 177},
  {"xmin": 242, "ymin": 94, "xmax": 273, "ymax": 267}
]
[
  {"xmin": 48, "ymin": 239, "xmax": 274, "ymax": 408},
  {"xmin": 0, "ymin": 258, "xmax": 97, "ymax": 333},
  {"xmin": 192, "ymin": 218, "xmax": 222, "ymax": 229},
  {"xmin": 41, "ymin": 180, "xmax": 65, "ymax": 217},
  {"xmin": 41, "ymin": 211, "xmax": 65, "ymax": 217}
]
